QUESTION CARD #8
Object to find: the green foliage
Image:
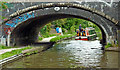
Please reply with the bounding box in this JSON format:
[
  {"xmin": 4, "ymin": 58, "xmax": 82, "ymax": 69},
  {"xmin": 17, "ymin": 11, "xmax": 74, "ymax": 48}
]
[
  {"xmin": 40, "ymin": 24, "xmax": 51, "ymax": 34},
  {"xmin": 25, "ymin": 52, "xmax": 32, "ymax": 56},
  {"xmin": 0, "ymin": 45, "xmax": 11, "ymax": 49},
  {"xmin": 116, "ymin": 41, "xmax": 119, "ymax": 47},
  {"xmin": 0, "ymin": 16, "xmax": 7, "ymax": 20},
  {"xmin": 40, "ymin": 23, "xmax": 57, "ymax": 38},
  {"xmin": 42, "ymin": 34, "xmax": 56, "ymax": 38},
  {"xmin": 61, "ymin": 28, "xmax": 66, "ymax": 33},
  {"xmin": 49, "ymin": 34, "xmax": 57, "ymax": 37},
  {"xmin": 0, "ymin": 2, "xmax": 13, "ymax": 10},
  {"xmin": 0, "ymin": 45, "xmax": 18, "ymax": 50},
  {"xmin": 0, "ymin": 46, "xmax": 32, "ymax": 60},
  {"xmin": 50, "ymin": 36, "xmax": 60, "ymax": 42},
  {"xmin": 25, "ymin": 50, "xmax": 39, "ymax": 56},
  {"xmin": 105, "ymin": 43, "xmax": 113, "ymax": 48},
  {"xmin": 34, "ymin": 50, "xmax": 38, "ymax": 53},
  {"xmin": 38, "ymin": 37, "xmax": 43, "ymax": 41},
  {"xmin": 0, "ymin": 2, "xmax": 13, "ymax": 20},
  {"xmin": 0, "ymin": 2, "xmax": 7, "ymax": 10}
]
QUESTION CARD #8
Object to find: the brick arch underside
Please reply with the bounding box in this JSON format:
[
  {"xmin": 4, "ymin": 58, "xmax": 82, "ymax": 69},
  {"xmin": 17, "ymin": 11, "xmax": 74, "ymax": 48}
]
[{"xmin": 9, "ymin": 7, "xmax": 117, "ymax": 46}]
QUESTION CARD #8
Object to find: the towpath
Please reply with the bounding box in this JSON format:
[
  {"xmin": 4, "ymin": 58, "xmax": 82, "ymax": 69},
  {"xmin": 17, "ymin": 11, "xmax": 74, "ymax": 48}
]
[
  {"xmin": 40, "ymin": 36, "xmax": 56, "ymax": 42},
  {"xmin": 0, "ymin": 36, "xmax": 56, "ymax": 55},
  {"xmin": 0, "ymin": 47, "xmax": 24, "ymax": 55}
]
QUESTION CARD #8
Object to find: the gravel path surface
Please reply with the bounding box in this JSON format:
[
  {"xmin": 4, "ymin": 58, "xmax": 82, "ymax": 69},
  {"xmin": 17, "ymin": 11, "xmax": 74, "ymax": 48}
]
[{"xmin": 40, "ymin": 36, "xmax": 56, "ymax": 42}]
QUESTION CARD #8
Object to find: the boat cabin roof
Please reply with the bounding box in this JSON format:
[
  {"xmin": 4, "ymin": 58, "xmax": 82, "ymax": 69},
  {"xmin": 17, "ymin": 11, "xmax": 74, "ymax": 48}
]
[{"xmin": 85, "ymin": 27, "xmax": 95, "ymax": 30}]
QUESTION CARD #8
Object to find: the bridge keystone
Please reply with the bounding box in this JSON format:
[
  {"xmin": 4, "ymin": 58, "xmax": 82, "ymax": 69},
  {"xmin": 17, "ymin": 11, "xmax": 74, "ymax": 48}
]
[{"xmin": 54, "ymin": 7, "xmax": 61, "ymax": 11}]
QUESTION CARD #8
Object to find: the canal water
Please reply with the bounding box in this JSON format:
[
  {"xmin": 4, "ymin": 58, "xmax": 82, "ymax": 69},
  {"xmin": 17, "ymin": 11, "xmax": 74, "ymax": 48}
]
[{"xmin": 4, "ymin": 40, "xmax": 119, "ymax": 68}]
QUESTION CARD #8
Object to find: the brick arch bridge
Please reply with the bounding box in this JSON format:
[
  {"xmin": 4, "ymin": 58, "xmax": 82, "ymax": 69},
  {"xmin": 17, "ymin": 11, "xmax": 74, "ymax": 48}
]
[{"xmin": 1, "ymin": 2, "xmax": 120, "ymax": 46}]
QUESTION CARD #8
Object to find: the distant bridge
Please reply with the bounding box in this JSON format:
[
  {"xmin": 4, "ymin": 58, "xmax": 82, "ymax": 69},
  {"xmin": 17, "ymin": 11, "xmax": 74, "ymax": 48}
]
[{"xmin": 0, "ymin": 2, "xmax": 120, "ymax": 47}]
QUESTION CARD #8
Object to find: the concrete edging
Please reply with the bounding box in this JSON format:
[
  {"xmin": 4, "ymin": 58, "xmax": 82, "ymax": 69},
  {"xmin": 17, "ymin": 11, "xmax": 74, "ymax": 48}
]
[
  {"xmin": 0, "ymin": 54, "xmax": 23, "ymax": 67},
  {"xmin": 105, "ymin": 47, "xmax": 120, "ymax": 52},
  {"xmin": 0, "ymin": 46, "xmax": 51, "ymax": 67},
  {"xmin": 56, "ymin": 36, "xmax": 75, "ymax": 43}
]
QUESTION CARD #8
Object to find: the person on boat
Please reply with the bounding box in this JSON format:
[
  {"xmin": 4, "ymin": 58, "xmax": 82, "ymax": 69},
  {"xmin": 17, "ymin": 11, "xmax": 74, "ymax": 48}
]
[
  {"xmin": 79, "ymin": 24, "xmax": 82, "ymax": 32},
  {"xmin": 82, "ymin": 29, "xmax": 86, "ymax": 36},
  {"xmin": 56, "ymin": 26, "xmax": 59, "ymax": 34},
  {"xmin": 76, "ymin": 29, "xmax": 80, "ymax": 36},
  {"xmin": 80, "ymin": 29, "xmax": 83, "ymax": 36}
]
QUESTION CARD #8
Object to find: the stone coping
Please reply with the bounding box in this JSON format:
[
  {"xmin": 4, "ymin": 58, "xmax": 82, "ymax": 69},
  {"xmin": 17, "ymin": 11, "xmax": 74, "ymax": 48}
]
[{"xmin": 105, "ymin": 47, "xmax": 120, "ymax": 52}]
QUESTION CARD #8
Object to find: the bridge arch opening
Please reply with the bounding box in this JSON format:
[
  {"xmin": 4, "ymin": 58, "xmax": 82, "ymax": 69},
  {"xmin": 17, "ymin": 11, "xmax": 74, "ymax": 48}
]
[
  {"xmin": 2, "ymin": 4, "xmax": 117, "ymax": 47},
  {"xmin": 10, "ymin": 14, "xmax": 106, "ymax": 46}
]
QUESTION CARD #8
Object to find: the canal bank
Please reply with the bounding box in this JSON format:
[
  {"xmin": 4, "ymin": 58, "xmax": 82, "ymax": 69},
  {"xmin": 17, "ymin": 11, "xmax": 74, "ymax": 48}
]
[
  {"xmin": 2, "ymin": 40, "xmax": 120, "ymax": 68},
  {"xmin": 0, "ymin": 36, "xmax": 56, "ymax": 68},
  {"xmin": 0, "ymin": 43, "xmax": 55, "ymax": 68},
  {"xmin": 105, "ymin": 47, "xmax": 120, "ymax": 52}
]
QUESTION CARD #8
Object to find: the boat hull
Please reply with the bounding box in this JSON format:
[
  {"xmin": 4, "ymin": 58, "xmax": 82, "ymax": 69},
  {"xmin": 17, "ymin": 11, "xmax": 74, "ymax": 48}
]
[
  {"xmin": 75, "ymin": 35, "xmax": 96, "ymax": 41},
  {"xmin": 75, "ymin": 38, "xmax": 88, "ymax": 41}
]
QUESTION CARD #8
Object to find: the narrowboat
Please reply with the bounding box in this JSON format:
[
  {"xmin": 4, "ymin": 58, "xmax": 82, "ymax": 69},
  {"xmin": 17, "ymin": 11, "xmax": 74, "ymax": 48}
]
[{"xmin": 75, "ymin": 27, "xmax": 97, "ymax": 41}]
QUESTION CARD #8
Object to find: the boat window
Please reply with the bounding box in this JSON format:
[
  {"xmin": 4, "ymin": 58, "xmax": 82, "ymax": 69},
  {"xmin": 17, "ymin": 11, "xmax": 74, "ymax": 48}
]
[{"xmin": 89, "ymin": 30, "xmax": 95, "ymax": 35}]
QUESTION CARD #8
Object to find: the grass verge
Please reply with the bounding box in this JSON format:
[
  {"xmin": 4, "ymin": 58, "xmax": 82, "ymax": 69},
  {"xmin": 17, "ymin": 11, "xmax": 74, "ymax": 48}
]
[
  {"xmin": 105, "ymin": 43, "xmax": 113, "ymax": 48},
  {"xmin": 0, "ymin": 45, "xmax": 18, "ymax": 50},
  {"xmin": 38, "ymin": 37, "xmax": 43, "ymax": 41},
  {"xmin": 25, "ymin": 50, "xmax": 39, "ymax": 56},
  {"xmin": 0, "ymin": 46, "xmax": 32, "ymax": 60}
]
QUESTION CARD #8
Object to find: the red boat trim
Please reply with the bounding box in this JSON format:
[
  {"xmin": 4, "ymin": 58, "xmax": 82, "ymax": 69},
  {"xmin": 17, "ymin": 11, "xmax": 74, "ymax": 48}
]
[{"xmin": 75, "ymin": 38, "xmax": 88, "ymax": 41}]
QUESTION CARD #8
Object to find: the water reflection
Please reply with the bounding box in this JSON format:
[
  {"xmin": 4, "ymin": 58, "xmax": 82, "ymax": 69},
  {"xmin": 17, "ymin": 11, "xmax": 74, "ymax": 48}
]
[
  {"xmin": 4, "ymin": 40, "xmax": 119, "ymax": 68},
  {"xmin": 56, "ymin": 40, "xmax": 103, "ymax": 68}
]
